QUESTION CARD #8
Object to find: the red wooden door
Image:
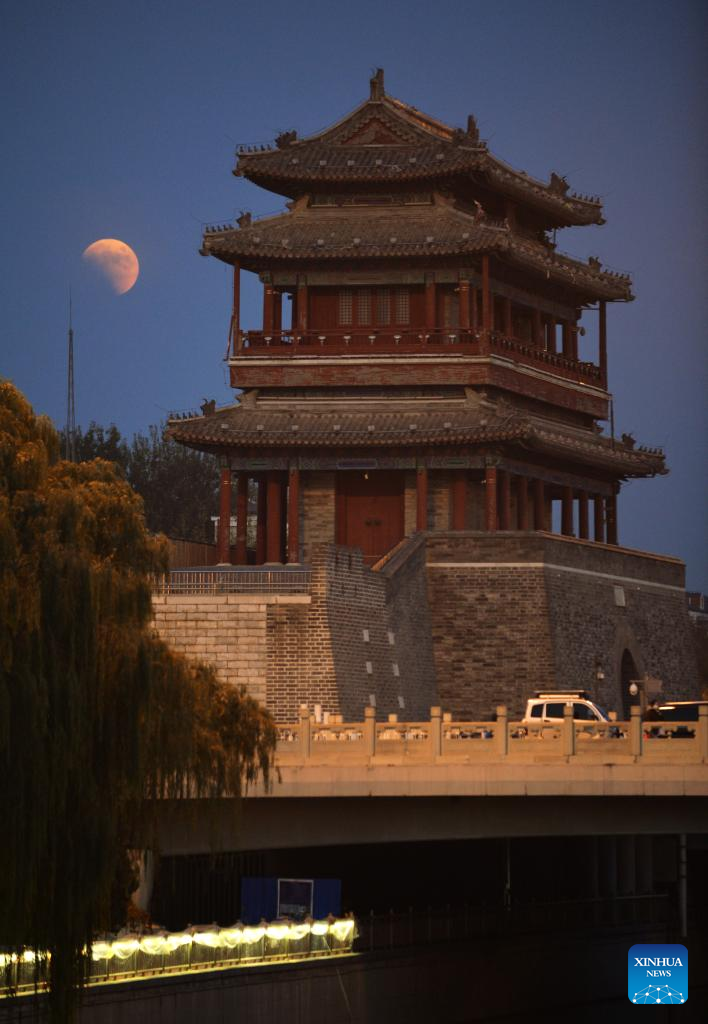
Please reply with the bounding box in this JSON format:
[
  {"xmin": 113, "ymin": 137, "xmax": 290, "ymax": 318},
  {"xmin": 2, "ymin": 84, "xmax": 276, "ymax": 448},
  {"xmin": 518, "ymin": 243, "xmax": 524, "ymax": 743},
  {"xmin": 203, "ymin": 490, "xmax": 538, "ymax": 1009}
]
[{"xmin": 336, "ymin": 471, "xmax": 405, "ymax": 564}]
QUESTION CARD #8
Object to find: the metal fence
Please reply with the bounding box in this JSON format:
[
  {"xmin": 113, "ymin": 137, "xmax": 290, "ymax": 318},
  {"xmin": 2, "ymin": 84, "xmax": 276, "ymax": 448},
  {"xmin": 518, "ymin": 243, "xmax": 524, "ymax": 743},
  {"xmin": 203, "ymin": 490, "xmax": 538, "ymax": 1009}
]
[
  {"xmin": 154, "ymin": 567, "xmax": 312, "ymax": 595},
  {"xmin": 356, "ymin": 895, "xmax": 670, "ymax": 953}
]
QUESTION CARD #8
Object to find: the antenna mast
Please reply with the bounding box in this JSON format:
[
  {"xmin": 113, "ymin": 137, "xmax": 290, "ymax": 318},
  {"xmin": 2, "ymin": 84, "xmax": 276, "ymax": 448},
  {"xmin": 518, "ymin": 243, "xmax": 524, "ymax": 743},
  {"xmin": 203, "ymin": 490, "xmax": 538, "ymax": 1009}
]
[{"xmin": 65, "ymin": 292, "xmax": 76, "ymax": 461}]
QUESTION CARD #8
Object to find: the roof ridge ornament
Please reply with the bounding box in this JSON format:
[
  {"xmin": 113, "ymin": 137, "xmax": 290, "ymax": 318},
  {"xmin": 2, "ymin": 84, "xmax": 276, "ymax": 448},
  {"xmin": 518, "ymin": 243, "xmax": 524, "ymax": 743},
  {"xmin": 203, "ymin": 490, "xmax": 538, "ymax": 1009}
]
[
  {"xmin": 276, "ymin": 130, "xmax": 297, "ymax": 149},
  {"xmin": 466, "ymin": 114, "xmax": 480, "ymax": 144},
  {"xmin": 549, "ymin": 172, "xmax": 570, "ymax": 196},
  {"xmin": 369, "ymin": 68, "xmax": 385, "ymax": 101}
]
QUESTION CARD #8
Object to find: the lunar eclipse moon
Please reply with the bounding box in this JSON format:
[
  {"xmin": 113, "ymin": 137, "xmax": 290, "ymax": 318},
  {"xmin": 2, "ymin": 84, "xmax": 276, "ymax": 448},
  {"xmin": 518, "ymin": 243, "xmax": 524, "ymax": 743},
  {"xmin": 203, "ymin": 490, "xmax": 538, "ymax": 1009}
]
[{"xmin": 83, "ymin": 238, "xmax": 139, "ymax": 294}]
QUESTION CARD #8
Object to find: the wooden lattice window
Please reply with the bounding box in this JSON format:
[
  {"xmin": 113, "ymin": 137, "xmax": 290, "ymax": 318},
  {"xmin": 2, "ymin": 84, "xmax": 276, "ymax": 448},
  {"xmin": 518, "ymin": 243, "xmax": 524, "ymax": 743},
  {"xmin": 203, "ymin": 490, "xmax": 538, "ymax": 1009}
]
[
  {"xmin": 376, "ymin": 288, "xmax": 391, "ymax": 325},
  {"xmin": 443, "ymin": 293, "xmax": 460, "ymax": 329},
  {"xmin": 394, "ymin": 287, "xmax": 410, "ymax": 324},
  {"xmin": 357, "ymin": 289, "xmax": 372, "ymax": 324},
  {"xmin": 338, "ymin": 289, "xmax": 353, "ymax": 325}
]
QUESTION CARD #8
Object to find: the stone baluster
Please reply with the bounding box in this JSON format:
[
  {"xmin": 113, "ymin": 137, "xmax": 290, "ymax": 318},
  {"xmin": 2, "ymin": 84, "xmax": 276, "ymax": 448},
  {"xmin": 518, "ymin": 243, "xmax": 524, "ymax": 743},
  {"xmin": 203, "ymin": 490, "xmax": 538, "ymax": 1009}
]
[
  {"xmin": 299, "ymin": 704, "xmax": 311, "ymax": 760},
  {"xmin": 430, "ymin": 706, "xmax": 442, "ymax": 758},
  {"xmin": 495, "ymin": 705, "xmax": 508, "ymax": 757},
  {"xmin": 630, "ymin": 705, "xmax": 643, "ymax": 758},
  {"xmin": 562, "ymin": 703, "xmax": 576, "ymax": 757},
  {"xmin": 364, "ymin": 705, "xmax": 376, "ymax": 757},
  {"xmin": 698, "ymin": 705, "xmax": 708, "ymax": 762}
]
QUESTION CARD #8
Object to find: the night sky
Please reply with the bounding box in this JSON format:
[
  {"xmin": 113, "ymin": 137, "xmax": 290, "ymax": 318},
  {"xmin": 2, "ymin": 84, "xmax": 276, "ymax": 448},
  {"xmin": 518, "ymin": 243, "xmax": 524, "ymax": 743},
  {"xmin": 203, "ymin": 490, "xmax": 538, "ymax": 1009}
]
[{"xmin": 2, "ymin": 1, "xmax": 706, "ymax": 589}]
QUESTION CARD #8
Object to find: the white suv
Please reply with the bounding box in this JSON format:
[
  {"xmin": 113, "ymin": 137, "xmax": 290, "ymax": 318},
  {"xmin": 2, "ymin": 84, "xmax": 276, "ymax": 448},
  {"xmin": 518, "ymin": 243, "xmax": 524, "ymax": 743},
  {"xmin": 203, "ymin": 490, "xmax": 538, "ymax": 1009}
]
[{"xmin": 521, "ymin": 691, "xmax": 616, "ymax": 736}]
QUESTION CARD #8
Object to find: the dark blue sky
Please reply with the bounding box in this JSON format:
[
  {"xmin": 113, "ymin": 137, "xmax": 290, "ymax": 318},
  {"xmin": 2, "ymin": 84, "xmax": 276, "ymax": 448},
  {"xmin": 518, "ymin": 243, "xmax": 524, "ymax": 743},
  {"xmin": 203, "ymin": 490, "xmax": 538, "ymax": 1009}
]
[{"xmin": 2, "ymin": 1, "xmax": 706, "ymax": 589}]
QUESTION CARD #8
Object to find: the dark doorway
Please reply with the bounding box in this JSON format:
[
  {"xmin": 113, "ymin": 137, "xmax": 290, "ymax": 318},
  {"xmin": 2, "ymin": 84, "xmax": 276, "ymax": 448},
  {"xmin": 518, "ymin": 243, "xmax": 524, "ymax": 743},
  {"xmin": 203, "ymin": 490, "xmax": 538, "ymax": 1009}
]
[
  {"xmin": 620, "ymin": 648, "xmax": 639, "ymax": 718},
  {"xmin": 336, "ymin": 470, "xmax": 405, "ymax": 564}
]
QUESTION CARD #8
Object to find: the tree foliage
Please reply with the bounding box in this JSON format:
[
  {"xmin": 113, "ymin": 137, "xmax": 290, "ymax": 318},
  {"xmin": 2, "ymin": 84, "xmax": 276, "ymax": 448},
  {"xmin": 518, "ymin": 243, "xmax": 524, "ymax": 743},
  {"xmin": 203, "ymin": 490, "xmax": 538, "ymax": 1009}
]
[
  {"xmin": 0, "ymin": 382, "xmax": 276, "ymax": 1021},
  {"xmin": 61, "ymin": 421, "xmax": 219, "ymax": 544}
]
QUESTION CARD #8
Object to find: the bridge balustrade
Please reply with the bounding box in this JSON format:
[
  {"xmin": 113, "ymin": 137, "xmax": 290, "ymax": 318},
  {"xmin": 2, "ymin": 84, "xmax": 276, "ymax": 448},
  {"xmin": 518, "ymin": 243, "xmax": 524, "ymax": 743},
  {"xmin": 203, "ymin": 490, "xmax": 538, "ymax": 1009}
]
[{"xmin": 275, "ymin": 706, "xmax": 708, "ymax": 766}]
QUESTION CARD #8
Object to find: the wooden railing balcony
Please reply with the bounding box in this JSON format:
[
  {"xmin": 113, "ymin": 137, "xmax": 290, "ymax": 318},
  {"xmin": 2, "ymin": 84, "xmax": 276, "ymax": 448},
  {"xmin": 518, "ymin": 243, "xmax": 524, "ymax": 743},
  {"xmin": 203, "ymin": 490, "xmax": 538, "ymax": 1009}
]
[{"xmin": 231, "ymin": 329, "xmax": 604, "ymax": 386}]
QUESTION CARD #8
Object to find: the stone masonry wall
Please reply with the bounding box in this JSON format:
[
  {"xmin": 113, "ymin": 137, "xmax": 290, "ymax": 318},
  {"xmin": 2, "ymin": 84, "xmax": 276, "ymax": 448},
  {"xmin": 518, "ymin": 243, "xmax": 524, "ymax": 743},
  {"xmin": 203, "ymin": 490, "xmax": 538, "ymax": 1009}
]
[
  {"xmin": 154, "ymin": 532, "xmax": 696, "ymax": 726},
  {"xmin": 152, "ymin": 594, "xmax": 307, "ymax": 706},
  {"xmin": 427, "ymin": 546, "xmax": 555, "ymax": 719},
  {"xmin": 425, "ymin": 532, "xmax": 699, "ymax": 719},
  {"xmin": 268, "ymin": 539, "xmax": 436, "ymax": 722},
  {"xmin": 153, "ymin": 537, "xmax": 437, "ymax": 724},
  {"xmin": 301, "ymin": 471, "xmax": 335, "ymax": 564}
]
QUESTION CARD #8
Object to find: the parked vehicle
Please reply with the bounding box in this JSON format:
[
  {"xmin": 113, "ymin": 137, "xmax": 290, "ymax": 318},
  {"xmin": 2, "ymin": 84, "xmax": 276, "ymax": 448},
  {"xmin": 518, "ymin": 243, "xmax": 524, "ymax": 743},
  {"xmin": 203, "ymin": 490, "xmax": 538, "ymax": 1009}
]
[
  {"xmin": 520, "ymin": 691, "xmax": 619, "ymax": 738},
  {"xmin": 653, "ymin": 700, "xmax": 708, "ymax": 739}
]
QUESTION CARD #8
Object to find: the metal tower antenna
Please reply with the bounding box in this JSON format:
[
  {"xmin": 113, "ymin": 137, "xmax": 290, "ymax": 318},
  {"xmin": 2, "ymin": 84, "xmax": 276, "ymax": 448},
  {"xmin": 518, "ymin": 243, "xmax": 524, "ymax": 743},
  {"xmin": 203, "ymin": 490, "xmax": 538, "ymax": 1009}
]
[{"xmin": 65, "ymin": 291, "xmax": 76, "ymax": 462}]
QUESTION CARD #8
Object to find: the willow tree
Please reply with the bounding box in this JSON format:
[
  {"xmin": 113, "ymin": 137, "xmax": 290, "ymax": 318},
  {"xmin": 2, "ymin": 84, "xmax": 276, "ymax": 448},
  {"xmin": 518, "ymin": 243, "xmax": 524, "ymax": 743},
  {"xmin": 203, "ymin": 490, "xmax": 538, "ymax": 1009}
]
[{"xmin": 0, "ymin": 382, "xmax": 276, "ymax": 1021}]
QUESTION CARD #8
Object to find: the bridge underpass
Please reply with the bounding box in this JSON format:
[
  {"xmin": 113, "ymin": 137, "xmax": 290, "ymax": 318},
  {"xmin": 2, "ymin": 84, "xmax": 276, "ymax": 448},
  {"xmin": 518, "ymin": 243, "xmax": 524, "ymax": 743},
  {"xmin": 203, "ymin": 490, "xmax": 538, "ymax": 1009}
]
[{"xmin": 155, "ymin": 793, "xmax": 708, "ymax": 855}]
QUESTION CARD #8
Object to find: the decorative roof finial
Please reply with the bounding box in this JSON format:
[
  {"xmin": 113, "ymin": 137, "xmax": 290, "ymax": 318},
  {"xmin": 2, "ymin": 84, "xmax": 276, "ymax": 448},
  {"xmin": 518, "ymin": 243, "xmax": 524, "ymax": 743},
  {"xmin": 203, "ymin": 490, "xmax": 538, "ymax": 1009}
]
[
  {"xmin": 369, "ymin": 68, "xmax": 385, "ymax": 101},
  {"xmin": 466, "ymin": 115, "xmax": 480, "ymax": 143}
]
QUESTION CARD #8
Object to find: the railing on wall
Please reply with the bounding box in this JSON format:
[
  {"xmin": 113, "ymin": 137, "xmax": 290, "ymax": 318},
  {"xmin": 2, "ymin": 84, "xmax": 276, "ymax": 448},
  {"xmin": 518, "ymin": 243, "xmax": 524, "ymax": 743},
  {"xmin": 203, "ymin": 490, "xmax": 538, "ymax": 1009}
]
[
  {"xmin": 0, "ymin": 917, "xmax": 356, "ymax": 998},
  {"xmin": 275, "ymin": 705, "xmax": 708, "ymax": 766},
  {"xmin": 232, "ymin": 329, "xmax": 603, "ymax": 384},
  {"xmin": 154, "ymin": 567, "xmax": 312, "ymax": 595},
  {"xmin": 167, "ymin": 539, "xmax": 219, "ymax": 569}
]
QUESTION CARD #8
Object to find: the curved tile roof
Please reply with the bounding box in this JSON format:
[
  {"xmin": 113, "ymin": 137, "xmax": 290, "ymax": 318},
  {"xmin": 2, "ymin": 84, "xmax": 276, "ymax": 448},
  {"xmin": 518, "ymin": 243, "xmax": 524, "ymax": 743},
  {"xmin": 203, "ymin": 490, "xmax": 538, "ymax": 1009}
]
[
  {"xmin": 167, "ymin": 402, "xmax": 664, "ymax": 477},
  {"xmin": 234, "ymin": 79, "xmax": 603, "ymax": 228},
  {"xmin": 201, "ymin": 203, "xmax": 632, "ymax": 301}
]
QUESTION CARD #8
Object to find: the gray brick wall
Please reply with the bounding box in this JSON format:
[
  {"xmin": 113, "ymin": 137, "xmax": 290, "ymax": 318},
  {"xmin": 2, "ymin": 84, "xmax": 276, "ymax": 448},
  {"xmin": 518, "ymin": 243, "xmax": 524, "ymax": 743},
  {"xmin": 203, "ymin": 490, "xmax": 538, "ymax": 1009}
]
[{"xmin": 426, "ymin": 532, "xmax": 699, "ymax": 719}]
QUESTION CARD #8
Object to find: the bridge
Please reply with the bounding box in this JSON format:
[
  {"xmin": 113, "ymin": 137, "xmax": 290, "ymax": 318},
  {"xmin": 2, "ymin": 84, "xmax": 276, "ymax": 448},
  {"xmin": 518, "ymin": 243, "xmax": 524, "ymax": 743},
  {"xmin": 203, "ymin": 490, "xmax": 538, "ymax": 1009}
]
[{"xmin": 157, "ymin": 705, "xmax": 708, "ymax": 856}]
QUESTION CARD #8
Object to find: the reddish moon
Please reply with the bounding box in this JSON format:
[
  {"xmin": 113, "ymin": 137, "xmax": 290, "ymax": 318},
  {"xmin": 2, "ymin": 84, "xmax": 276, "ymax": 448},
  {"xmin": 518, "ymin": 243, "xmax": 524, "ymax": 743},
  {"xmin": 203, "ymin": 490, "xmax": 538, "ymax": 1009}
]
[{"xmin": 83, "ymin": 238, "xmax": 139, "ymax": 295}]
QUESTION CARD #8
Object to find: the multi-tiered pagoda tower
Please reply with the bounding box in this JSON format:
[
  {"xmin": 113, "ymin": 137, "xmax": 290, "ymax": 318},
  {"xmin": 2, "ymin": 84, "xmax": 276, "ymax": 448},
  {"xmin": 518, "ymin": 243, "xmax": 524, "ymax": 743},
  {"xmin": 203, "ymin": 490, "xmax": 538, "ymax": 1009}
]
[
  {"xmin": 173, "ymin": 70, "xmax": 663, "ymax": 567},
  {"xmin": 165, "ymin": 71, "xmax": 696, "ymax": 719}
]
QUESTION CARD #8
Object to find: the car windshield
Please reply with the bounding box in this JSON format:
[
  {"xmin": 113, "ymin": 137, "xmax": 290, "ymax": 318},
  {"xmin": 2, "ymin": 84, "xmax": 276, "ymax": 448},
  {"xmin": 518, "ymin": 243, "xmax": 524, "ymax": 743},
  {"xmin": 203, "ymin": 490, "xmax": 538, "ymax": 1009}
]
[{"xmin": 594, "ymin": 704, "xmax": 609, "ymax": 721}]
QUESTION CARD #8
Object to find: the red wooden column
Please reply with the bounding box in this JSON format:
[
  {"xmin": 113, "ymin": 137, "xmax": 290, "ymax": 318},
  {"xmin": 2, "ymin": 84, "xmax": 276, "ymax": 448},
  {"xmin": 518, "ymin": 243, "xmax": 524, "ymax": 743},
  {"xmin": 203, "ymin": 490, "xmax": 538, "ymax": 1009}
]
[
  {"xmin": 578, "ymin": 491, "xmax": 589, "ymax": 540},
  {"xmin": 231, "ymin": 262, "xmax": 241, "ymax": 353},
  {"xmin": 458, "ymin": 279, "xmax": 470, "ymax": 331},
  {"xmin": 517, "ymin": 476, "xmax": 529, "ymax": 530},
  {"xmin": 533, "ymin": 478, "xmax": 545, "ymax": 531},
  {"xmin": 606, "ymin": 488, "xmax": 618, "ymax": 545},
  {"xmin": 570, "ymin": 318, "xmax": 579, "ymax": 361},
  {"xmin": 263, "ymin": 282, "xmax": 275, "ymax": 333},
  {"xmin": 425, "ymin": 274, "xmax": 436, "ymax": 332},
  {"xmin": 485, "ymin": 466, "xmax": 498, "ymax": 531},
  {"xmin": 287, "ymin": 467, "xmax": 300, "ymax": 563},
  {"xmin": 296, "ymin": 280, "xmax": 308, "ymax": 333},
  {"xmin": 481, "ymin": 256, "xmax": 491, "ymax": 332},
  {"xmin": 273, "ymin": 290, "xmax": 282, "ymax": 334},
  {"xmin": 561, "ymin": 320, "xmax": 572, "ymax": 359},
  {"xmin": 594, "ymin": 496, "xmax": 605, "ymax": 543},
  {"xmin": 234, "ymin": 473, "xmax": 248, "ymax": 564},
  {"xmin": 416, "ymin": 466, "xmax": 428, "ymax": 531},
  {"xmin": 561, "ymin": 485, "xmax": 574, "ymax": 536},
  {"xmin": 471, "ymin": 287, "xmax": 479, "ymax": 331},
  {"xmin": 503, "ymin": 297, "xmax": 513, "ymax": 337},
  {"xmin": 255, "ymin": 476, "xmax": 267, "ymax": 564},
  {"xmin": 217, "ymin": 467, "xmax": 232, "ymax": 564},
  {"xmin": 532, "ymin": 308, "xmax": 542, "ymax": 349},
  {"xmin": 546, "ymin": 319, "xmax": 556, "ymax": 353},
  {"xmin": 599, "ymin": 300, "xmax": 608, "ymax": 386},
  {"xmin": 451, "ymin": 472, "xmax": 466, "ymax": 530},
  {"xmin": 266, "ymin": 473, "xmax": 283, "ymax": 562},
  {"xmin": 498, "ymin": 470, "xmax": 511, "ymax": 529}
]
